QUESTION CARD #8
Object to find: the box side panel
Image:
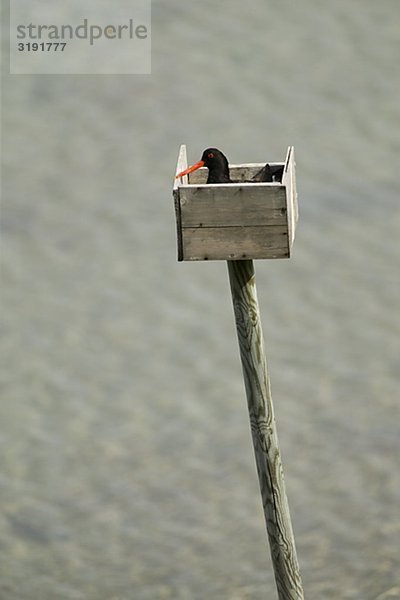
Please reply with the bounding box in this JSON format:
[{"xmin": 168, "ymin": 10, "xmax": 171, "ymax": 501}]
[
  {"xmin": 290, "ymin": 150, "xmax": 298, "ymax": 244},
  {"xmin": 174, "ymin": 144, "xmax": 188, "ymax": 186},
  {"xmin": 180, "ymin": 185, "xmax": 287, "ymax": 228},
  {"xmin": 188, "ymin": 163, "xmax": 285, "ymax": 184},
  {"xmin": 182, "ymin": 225, "xmax": 289, "ymax": 261},
  {"xmin": 173, "ymin": 145, "xmax": 188, "ymax": 261},
  {"xmin": 282, "ymin": 147, "xmax": 297, "ymax": 250},
  {"xmin": 173, "ymin": 188, "xmax": 184, "ymax": 261}
]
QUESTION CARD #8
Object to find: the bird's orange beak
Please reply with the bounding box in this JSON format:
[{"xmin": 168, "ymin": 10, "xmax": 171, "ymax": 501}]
[{"xmin": 175, "ymin": 160, "xmax": 205, "ymax": 179}]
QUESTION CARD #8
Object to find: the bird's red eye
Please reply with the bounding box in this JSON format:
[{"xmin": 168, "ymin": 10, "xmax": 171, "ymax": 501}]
[{"xmin": 208, "ymin": 152, "xmax": 214, "ymax": 158}]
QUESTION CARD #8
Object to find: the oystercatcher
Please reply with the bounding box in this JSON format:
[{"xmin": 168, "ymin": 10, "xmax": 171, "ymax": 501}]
[{"xmin": 175, "ymin": 148, "xmax": 283, "ymax": 184}]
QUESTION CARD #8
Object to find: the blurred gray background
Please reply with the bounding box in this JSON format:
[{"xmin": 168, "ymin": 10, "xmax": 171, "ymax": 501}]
[{"xmin": 2, "ymin": 1, "xmax": 400, "ymax": 599}]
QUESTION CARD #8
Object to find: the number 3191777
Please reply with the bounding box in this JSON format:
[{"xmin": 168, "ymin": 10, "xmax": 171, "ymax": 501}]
[{"xmin": 18, "ymin": 42, "xmax": 67, "ymax": 51}]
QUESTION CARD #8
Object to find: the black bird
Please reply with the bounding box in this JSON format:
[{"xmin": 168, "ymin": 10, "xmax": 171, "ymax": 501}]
[
  {"xmin": 176, "ymin": 148, "xmax": 231, "ymax": 183},
  {"xmin": 176, "ymin": 147, "xmax": 283, "ymax": 184}
]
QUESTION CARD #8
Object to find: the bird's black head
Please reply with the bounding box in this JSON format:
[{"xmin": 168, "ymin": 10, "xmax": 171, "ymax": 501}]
[
  {"xmin": 200, "ymin": 148, "xmax": 231, "ymax": 183},
  {"xmin": 175, "ymin": 147, "xmax": 231, "ymax": 183}
]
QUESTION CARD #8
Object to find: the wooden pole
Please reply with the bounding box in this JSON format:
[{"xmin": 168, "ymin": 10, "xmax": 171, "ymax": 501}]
[{"xmin": 227, "ymin": 259, "xmax": 304, "ymax": 600}]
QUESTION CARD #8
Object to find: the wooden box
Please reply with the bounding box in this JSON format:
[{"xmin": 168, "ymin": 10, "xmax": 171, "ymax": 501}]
[{"xmin": 173, "ymin": 145, "xmax": 298, "ymax": 261}]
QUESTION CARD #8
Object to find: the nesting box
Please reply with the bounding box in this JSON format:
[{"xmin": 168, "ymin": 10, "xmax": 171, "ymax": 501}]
[{"xmin": 173, "ymin": 145, "xmax": 298, "ymax": 261}]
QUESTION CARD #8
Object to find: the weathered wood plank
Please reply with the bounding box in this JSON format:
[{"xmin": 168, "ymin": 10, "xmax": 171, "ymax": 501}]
[
  {"xmin": 173, "ymin": 144, "xmax": 188, "ymax": 187},
  {"xmin": 282, "ymin": 147, "xmax": 298, "ymax": 252},
  {"xmin": 173, "ymin": 145, "xmax": 187, "ymax": 261},
  {"xmin": 182, "ymin": 226, "xmax": 289, "ymax": 261},
  {"xmin": 180, "ymin": 185, "xmax": 287, "ymax": 228},
  {"xmin": 290, "ymin": 149, "xmax": 298, "ymax": 236},
  {"xmin": 227, "ymin": 260, "xmax": 304, "ymax": 600}
]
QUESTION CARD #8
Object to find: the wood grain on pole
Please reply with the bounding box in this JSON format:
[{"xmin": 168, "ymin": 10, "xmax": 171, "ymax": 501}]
[{"xmin": 227, "ymin": 259, "xmax": 304, "ymax": 600}]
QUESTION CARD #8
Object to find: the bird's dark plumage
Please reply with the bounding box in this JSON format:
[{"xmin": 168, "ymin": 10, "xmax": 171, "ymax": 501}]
[{"xmin": 252, "ymin": 163, "xmax": 284, "ymax": 183}]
